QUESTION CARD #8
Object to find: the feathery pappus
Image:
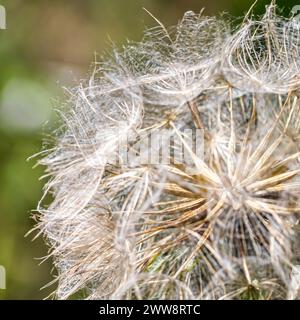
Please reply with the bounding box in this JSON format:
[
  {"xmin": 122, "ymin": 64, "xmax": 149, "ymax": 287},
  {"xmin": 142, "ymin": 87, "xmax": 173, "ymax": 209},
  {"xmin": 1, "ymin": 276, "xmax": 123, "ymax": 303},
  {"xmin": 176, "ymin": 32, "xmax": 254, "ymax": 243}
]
[{"xmin": 34, "ymin": 1, "xmax": 300, "ymax": 299}]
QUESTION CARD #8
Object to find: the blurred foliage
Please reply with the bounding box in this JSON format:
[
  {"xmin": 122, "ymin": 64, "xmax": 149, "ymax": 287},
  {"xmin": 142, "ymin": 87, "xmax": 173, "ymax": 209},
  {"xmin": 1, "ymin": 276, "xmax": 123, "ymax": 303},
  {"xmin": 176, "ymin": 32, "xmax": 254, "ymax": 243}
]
[{"xmin": 0, "ymin": 0, "xmax": 299, "ymax": 299}]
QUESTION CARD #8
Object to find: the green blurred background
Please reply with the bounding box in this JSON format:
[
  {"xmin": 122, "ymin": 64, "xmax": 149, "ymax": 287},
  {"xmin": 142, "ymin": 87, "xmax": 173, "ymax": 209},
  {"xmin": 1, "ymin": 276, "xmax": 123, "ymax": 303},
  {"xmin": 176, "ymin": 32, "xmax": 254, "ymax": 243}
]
[{"xmin": 0, "ymin": 0, "xmax": 298, "ymax": 300}]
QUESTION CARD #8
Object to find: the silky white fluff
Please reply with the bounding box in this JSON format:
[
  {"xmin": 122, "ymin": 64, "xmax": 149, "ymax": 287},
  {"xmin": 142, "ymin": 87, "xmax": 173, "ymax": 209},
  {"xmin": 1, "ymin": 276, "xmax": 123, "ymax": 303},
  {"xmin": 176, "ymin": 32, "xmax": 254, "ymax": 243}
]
[{"xmin": 35, "ymin": 2, "xmax": 300, "ymax": 300}]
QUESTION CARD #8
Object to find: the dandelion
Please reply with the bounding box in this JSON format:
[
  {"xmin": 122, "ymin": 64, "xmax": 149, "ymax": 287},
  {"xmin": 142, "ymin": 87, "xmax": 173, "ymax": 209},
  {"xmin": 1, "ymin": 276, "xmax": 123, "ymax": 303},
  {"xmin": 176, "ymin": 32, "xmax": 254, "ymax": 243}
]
[{"xmin": 35, "ymin": 2, "xmax": 300, "ymax": 299}]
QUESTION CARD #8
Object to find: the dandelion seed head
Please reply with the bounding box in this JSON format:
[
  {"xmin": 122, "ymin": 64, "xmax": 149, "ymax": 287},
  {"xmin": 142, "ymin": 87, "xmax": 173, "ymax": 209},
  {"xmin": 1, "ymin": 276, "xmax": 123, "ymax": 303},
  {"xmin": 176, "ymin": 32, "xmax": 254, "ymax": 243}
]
[{"xmin": 35, "ymin": 3, "xmax": 300, "ymax": 299}]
